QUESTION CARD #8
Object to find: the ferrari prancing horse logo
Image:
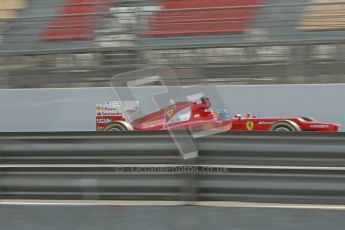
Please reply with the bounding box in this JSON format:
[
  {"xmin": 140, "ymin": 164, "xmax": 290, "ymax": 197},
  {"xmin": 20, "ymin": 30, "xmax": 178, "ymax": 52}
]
[
  {"xmin": 246, "ymin": 121, "xmax": 254, "ymax": 131},
  {"xmin": 166, "ymin": 109, "xmax": 174, "ymax": 118}
]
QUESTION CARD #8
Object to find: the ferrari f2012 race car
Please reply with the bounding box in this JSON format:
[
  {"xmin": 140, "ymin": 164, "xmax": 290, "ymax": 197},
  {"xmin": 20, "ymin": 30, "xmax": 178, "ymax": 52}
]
[{"xmin": 96, "ymin": 97, "xmax": 339, "ymax": 132}]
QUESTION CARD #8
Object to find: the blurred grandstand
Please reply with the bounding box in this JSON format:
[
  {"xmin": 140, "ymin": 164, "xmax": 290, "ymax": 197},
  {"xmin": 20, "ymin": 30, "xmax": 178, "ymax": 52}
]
[{"xmin": 1, "ymin": 0, "xmax": 345, "ymax": 88}]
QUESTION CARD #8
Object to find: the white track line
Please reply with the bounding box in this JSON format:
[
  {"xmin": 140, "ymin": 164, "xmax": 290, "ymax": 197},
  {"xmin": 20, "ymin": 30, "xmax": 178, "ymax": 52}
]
[
  {"xmin": 0, "ymin": 200, "xmax": 186, "ymax": 206},
  {"xmin": 2, "ymin": 200, "xmax": 345, "ymax": 210}
]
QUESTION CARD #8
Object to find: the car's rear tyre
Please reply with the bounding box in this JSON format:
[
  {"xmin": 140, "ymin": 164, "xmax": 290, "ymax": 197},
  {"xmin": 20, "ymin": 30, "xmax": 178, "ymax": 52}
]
[
  {"xmin": 270, "ymin": 120, "xmax": 301, "ymax": 132},
  {"xmin": 103, "ymin": 122, "xmax": 128, "ymax": 131}
]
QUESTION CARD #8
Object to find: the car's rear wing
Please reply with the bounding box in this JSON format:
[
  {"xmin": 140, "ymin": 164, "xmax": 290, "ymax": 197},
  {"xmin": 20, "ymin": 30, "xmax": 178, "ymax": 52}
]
[{"xmin": 96, "ymin": 101, "xmax": 138, "ymax": 131}]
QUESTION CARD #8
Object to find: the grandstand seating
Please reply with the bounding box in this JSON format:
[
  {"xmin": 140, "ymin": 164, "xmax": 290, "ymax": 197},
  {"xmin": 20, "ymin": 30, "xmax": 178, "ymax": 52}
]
[
  {"xmin": 41, "ymin": 0, "xmax": 117, "ymax": 41},
  {"xmin": 144, "ymin": 0, "xmax": 262, "ymax": 37},
  {"xmin": 0, "ymin": 0, "xmax": 27, "ymax": 20},
  {"xmin": 299, "ymin": 0, "xmax": 345, "ymax": 31}
]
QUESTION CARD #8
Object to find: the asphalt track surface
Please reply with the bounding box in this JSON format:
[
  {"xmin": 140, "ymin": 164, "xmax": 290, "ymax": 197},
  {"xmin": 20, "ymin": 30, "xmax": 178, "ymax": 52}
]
[{"xmin": 1, "ymin": 204, "xmax": 345, "ymax": 230}]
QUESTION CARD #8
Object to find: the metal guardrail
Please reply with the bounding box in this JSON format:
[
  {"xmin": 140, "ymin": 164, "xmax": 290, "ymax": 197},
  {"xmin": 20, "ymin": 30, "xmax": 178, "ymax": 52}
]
[
  {"xmin": 1, "ymin": 131, "xmax": 345, "ymax": 204},
  {"xmin": 1, "ymin": 131, "xmax": 345, "ymax": 166}
]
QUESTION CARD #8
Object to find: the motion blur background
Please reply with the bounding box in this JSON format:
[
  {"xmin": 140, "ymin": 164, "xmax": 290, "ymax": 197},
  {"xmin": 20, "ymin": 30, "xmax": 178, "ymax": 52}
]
[
  {"xmin": 1, "ymin": 0, "xmax": 345, "ymax": 88},
  {"xmin": 2, "ymin": 2, "xmax": 345, "ymax": 229}
]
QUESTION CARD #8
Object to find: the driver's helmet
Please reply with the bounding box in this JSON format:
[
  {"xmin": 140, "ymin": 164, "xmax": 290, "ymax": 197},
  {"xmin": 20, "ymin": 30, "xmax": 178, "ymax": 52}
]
[{"xmin": 215, "ymin": 108, "xmax": 230, "ymax": 119}]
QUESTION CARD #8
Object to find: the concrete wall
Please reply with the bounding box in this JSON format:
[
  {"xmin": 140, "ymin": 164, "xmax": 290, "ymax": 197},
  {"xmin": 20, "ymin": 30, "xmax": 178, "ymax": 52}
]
[{"xmin": 0, "ymin": 84, "xmax": 344, "ymax": 132}]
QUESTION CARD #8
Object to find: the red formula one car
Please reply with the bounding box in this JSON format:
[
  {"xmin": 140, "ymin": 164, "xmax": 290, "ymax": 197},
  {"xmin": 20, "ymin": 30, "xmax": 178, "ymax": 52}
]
[{"xmin": 96, "ymin": 97, "xmax": 339, "ymax": 132}]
